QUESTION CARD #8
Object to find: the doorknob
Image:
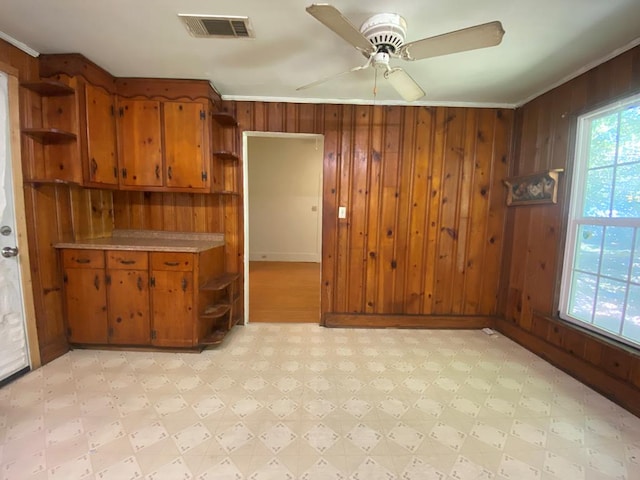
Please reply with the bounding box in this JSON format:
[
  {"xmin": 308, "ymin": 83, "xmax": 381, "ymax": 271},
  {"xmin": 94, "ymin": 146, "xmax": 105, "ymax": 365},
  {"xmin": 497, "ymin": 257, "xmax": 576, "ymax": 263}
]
[{"xmin": 1, "ymin": 246, "xmax": 18, "ymax": 258}]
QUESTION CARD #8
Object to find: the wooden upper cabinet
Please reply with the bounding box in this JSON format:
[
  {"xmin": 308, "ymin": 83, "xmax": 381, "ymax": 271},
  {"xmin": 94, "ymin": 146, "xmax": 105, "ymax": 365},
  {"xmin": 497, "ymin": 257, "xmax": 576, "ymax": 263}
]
[
  {"xmin": 163, "ymin": 101, "xmax": 209, "ymax": 190},
  {"xmin": 84, "ymin": 83, "xmax": 118, "ymax": 186},
  {"xmin": 117, "ymin": 99, "xmax": 163, "ymax": 188}
]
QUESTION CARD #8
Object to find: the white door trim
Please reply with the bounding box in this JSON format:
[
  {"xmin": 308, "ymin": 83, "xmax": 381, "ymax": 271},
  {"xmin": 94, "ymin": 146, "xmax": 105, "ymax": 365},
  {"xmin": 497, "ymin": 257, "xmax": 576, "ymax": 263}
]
[
  {"xmin": 2, "ymin": 62, "xmax": 40, "ymax": 369},
  {"xmin": 242, "ymin": 131, "xmax": 324, "ymax": 325}
]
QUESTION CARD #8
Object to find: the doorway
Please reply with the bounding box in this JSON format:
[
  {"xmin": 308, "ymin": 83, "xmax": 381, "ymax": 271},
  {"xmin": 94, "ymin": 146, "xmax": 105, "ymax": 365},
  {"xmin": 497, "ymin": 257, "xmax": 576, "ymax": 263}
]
[{"xmin": 243, "ymin": 133, "xmax": 324, "ymax": 323}]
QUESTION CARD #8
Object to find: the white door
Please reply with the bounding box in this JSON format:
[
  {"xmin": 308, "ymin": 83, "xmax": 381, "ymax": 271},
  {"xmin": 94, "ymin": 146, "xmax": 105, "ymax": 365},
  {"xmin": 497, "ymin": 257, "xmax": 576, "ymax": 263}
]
[{"xmin": 0, "ymin": 72, "xmax": 30, "ymax": 382}]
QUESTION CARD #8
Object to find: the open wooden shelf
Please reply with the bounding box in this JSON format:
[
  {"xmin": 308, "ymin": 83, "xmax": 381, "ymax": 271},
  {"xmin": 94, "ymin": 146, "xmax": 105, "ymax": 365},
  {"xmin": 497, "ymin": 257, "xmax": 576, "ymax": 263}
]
[
  {"xmin": 212, "ymin": 112, "xmax": 238, "ymax": 127},
  {"xmin": 200, "ymin": 330, "xmax": 227, "ymax": 345},
  {"xmin": 201, "ymin": 303, "xmax": 231, "ymax": 319},
  {"xmin": 213, "ymin": 150, "xmax": 239, "ymax": 162},
  {"xmin": 22, "ymin": 128, "xmax": 77, "ymax": 144},
  {"xmin": 200, "ymin": 273, "xmax": 239, "ymax": 291},
  {"xmin": 21, "ymin": 80, "xmax": 74, "ymax": 97},
  {"xmin": 212, "ymin": 190, "xmax": 240, "ymax": 196}
]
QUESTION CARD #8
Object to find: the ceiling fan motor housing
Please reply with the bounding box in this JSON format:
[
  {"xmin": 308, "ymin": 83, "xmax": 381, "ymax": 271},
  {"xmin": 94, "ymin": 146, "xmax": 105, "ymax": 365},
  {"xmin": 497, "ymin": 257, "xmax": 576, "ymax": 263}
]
[{"xmin": 360, "ymin": 13, "xmax": 407, "ymax": 54}]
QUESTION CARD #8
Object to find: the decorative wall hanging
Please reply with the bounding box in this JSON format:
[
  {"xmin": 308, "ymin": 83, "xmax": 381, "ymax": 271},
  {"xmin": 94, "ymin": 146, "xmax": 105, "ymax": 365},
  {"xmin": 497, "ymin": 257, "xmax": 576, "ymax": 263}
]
[{"xmin": 504, "ymin": 169, "xmax": 563, "ymax": 206}]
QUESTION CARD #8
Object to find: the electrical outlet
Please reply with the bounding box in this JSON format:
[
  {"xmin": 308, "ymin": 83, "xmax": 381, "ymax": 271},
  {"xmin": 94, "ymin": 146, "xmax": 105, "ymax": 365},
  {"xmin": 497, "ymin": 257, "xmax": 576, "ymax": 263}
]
[{"xmin": 338, "ymin": 206, "xmax": 347, "ymax": 219}]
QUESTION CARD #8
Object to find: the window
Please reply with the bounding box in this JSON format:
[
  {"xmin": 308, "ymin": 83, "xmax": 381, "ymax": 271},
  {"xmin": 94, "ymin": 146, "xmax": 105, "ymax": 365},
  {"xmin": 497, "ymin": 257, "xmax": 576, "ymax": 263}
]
[{"xmin": 560, "ymin": 94, "xmax": 640, "ymax": 349}]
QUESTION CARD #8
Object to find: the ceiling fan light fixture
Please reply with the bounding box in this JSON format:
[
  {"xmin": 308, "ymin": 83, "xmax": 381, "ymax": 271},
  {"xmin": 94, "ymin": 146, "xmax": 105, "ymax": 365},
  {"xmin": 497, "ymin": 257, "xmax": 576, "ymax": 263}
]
[
  {"xmin": 360, "ymin": 12, "xmax": 407, "ymax": 54},
  {"xmin": 385, "ymin": 68, "xmax": 425, "ymax": 101}
]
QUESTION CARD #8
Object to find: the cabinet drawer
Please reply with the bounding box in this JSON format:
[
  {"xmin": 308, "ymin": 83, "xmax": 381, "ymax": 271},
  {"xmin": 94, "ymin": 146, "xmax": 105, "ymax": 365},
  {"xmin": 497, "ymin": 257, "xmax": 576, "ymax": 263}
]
[
  {"xmin": 150, "ymin": 252, "xmax": 194, "ymax": 271},
  {"xmin": 62, "ymin": 249, "xmax": 104, "ymax": 269},
  {"xmin": 106, "ymin": 250, "xmax": 148, "ymax": 269}
]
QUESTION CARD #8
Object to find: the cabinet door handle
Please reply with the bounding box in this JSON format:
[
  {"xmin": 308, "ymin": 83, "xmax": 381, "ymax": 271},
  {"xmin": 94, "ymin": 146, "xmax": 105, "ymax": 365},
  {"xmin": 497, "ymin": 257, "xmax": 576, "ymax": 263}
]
[
  {"xmin": 164, "ymin": 261, "xmax": 180, "ymax": 267},
  {"xmin": 181, "ymin": 278, "xmax": 188, "ymax": 292},
  {"xmin": 119, "ymin": 259, "xmax": 136, "ymax": 265},
  {"xmin": 137, "ymin": 276, "xmax": 143, "ymax": 291},
  {"xmin": 90, "ymin": 158, "xmax": 98, "ymax": 177},
  {"xmin": 94, "ymin": 275, "xmax": 100, "ymax": 290},
  {"xmin": 74, "ymin": 258, "xmax": 91, "ymax": 264},
  {"xmin": 167, "ymin": 166, "xmax": 173, "ymax": 180},
  {"xmin": 155, "ymin": 164, "xmax": 160, "ymax": 179}
]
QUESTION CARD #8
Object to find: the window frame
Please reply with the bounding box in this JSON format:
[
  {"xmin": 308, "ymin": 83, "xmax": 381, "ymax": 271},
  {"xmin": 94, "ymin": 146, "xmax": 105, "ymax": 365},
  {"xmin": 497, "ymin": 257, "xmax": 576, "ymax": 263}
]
[{"xmin": 559, "ymin": 92, "xmax": 640, "ymax": 350}]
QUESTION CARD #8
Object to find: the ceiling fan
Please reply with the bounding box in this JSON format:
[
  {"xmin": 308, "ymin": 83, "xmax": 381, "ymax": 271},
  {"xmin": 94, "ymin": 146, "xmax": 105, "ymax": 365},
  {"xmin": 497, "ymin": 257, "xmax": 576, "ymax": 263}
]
[{"xmin": 297, "ymin": 4, "xmax": 505, "ymax": 101}]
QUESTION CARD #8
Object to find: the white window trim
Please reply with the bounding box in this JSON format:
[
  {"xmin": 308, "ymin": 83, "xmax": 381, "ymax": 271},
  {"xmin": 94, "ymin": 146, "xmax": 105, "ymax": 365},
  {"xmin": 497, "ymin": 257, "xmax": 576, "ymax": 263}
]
[{"xmin": 559, "ymin": 92, "xmax": 640, "ymax": 349}]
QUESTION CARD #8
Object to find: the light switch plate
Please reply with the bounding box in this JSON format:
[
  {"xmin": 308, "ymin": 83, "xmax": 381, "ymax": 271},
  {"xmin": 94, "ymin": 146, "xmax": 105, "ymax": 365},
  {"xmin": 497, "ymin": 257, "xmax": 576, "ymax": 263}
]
[{"xmin": 338, "ymin": 206, "xmax": 347, "ymax": 219}]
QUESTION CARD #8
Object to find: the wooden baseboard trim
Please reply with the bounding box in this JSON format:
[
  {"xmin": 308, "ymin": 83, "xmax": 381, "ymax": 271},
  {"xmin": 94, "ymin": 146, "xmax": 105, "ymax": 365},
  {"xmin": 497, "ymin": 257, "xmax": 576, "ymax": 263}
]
[
  {"xmin": 494, "ymin": 317, "xmax": 640, "ymax": 418},
  {"xmin": 323, "ymin": 313, "xmax": 496, "ymax": 329}
]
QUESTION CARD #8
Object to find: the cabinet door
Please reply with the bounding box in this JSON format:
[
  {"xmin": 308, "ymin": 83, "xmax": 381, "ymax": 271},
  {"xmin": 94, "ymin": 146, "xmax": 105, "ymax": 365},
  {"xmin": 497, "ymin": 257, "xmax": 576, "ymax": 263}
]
[
  {"xmin": 163, "ymin": 101, "xmax": 209, "ymax": 190},
  {"xmin": 85, "ymin": 83, "xmax": 118, "ymax": 186},
  {"xmin": 117, "ymin": 99, "xmax": 163, "ymax": 187},
  {"xmin": 64, "ymin": 268, "xmax": 108, "ymax": 344},
  {"xmin": 151, "ymin": 270, "xmax": 195, "ymax": 347},
  {"xmin": 107, "ymin": 269, "xmax": 150, "ymax": 344}
]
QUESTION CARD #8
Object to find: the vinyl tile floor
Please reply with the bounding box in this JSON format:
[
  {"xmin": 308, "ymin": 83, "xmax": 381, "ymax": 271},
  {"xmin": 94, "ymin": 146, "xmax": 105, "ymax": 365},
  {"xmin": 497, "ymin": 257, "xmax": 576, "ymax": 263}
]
[{"xmin": 1, "ymin": 324, "xmax": 639, "ymax": 479}]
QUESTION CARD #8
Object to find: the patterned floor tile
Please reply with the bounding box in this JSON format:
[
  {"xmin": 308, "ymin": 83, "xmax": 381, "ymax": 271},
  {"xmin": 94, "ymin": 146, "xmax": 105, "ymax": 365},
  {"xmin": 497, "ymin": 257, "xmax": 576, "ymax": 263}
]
[{"xmin": 1, "ymin": 324, "xmax": 639, "ymax": 479}]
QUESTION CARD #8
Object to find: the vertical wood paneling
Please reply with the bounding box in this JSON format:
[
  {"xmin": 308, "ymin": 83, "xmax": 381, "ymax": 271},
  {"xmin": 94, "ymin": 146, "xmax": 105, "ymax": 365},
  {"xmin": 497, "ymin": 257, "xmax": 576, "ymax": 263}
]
[
  {"xmin": 378, "ymin": 106, "xmax": 402, "ymax": 313},
  {"xmin": 346, "ymin": 105, "xmax": 371, "ymax": 312},
  {"xmin": 364, "ymin": 106, "xmax": 384, "ymax": 313},
  {"xmin": 335, "ymin": 105, "xmax": 352, "ymax": 312},
  {"xmin": 320, "ymin": 104, "xmax": 340, "ymax": 316},
  {"xmin": 480, "ymin": 109, "xmax": 512, "ymax": 313},
  {"xmin": 394, "ymin": 108, "xmax": 414, "ymax": 313},
  {"xmin": 500, "ymin": 45, "xmax": 640, "ymax": 413},
  {"xmin": 405, "ymin": 107, "xmax": 433, "ymax": 314}
]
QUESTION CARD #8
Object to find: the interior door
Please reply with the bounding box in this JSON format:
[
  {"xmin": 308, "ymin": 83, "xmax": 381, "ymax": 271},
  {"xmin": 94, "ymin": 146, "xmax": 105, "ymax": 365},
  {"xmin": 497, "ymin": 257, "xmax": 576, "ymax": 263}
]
[{"xmin": 0, "ymin": 72, "xmax": 30, "ymax": 382}]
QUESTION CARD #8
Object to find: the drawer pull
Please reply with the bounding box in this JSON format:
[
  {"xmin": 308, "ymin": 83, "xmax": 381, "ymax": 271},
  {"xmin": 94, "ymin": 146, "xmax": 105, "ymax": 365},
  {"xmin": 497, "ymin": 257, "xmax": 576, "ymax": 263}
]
[
  {"xmin": 164, "ymin": 261, "xmax": 180, "ymax": 267},
  {"xmin": 119, "ymin": 259, "xmax": 136, "ymax": 265},
  {"xmin": 93, "ymin": 275, "xmax": 100, "ymax": 290},
  {"xmin": 74, "ymin": 258, "xmax": 91, "ymax": 264},
  {"xmin": 137, "ymin": 276, "xmax": 143, "ymax": 291},
  {"xmin": 181, "ymin": 278, "xmax": 188, "ymax": 292}
]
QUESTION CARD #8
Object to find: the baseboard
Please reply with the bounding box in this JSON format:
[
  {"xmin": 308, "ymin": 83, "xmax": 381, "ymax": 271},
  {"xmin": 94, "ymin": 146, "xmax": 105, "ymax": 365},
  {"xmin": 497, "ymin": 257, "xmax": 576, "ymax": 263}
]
[
  {"xmin": 494, "ymin": 317, "xmax": 640, "ymax": 418},
  {"xmin": 323, "ymin": 313, "xmax": 497, "ymax": 329},
  {"xmin": 249, "ymin": 253, "xmax": 320, "ymax": 262}
]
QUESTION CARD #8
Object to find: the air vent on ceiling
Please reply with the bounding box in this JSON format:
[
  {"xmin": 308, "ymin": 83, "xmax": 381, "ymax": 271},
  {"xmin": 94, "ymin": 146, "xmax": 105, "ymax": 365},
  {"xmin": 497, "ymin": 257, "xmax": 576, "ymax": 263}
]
[{"xmin": 178, "ymin": 14, "xmax": 254, "ymax": 38}]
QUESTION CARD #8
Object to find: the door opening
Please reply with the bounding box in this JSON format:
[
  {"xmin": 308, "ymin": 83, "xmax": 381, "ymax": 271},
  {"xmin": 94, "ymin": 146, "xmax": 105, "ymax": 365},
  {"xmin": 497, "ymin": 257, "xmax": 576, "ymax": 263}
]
[{"xmin": 243, "ymin": 132, "xmax": 324, "ymax": 323}]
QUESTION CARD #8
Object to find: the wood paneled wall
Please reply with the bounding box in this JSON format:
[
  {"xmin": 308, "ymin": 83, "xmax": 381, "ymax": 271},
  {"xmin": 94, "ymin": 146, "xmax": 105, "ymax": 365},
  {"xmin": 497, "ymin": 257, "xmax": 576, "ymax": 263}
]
[
  {"xmin": 110, "ymin": 103, "xmax": 514, "ymax": 326},
  {"xmin": 499, "ymin": 45, "xmax": 640, "ymax": 415},
  {"xmin": 228, "ymin": 102, "xmax": 513, "ymax": 322}
]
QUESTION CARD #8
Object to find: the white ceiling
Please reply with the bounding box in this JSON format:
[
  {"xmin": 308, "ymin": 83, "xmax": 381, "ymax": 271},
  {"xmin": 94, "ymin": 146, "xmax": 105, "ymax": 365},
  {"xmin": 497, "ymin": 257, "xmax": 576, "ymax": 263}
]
[{"xmin": 1, "ymin": 0, "xmax": 639, "ymax": 107}]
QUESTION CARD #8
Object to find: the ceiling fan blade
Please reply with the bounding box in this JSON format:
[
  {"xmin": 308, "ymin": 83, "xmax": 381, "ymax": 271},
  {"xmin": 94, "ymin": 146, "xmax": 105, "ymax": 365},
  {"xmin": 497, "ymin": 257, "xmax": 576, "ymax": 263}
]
[
  {"xmin": 400, "ymin": 21, "xmax": 505, "ymax": 61},
  {"xmin": 384, "ymin": 68, "xmax": 425, "ymax": 101},
  {"xmin": 306, "ymin": 4, "xmax": 375, "ymax": 54},
  {"xmin": 296, "ymin": 62, "xmax": 371, "ymax": 91}
]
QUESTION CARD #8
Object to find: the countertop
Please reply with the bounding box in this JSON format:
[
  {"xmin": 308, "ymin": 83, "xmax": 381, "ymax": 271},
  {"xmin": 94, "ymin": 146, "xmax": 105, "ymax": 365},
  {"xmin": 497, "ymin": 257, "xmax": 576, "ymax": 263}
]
[{"xmin": 54, "ymin": 230, "xmax": 224, "ymax": 253}]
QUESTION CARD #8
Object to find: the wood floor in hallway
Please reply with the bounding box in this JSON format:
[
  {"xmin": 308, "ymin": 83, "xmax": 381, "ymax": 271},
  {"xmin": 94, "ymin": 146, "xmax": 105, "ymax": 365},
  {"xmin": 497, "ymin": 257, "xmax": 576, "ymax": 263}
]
[{"xmin": 249, "ymin": 261, "xmax": 320, "ymax": 323}]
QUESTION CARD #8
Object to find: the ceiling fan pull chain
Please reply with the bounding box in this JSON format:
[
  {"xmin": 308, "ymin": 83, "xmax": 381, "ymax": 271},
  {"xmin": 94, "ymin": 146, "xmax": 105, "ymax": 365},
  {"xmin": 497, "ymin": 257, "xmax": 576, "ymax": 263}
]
[{"xmin": 373, "ymin": 68, "xmax": 378, "ymax": 103}]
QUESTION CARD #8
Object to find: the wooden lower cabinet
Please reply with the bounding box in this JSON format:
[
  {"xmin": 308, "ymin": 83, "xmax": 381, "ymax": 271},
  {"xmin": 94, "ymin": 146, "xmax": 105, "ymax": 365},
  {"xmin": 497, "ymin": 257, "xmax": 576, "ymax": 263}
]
[
  {"xmin": 150, "ymin": 252, "xmax": 195, "ymax": 347},
  {"xmin": 107, "ymin": 250, "xmax": 150, "ymax": 345},
  {"xmin": 61, "ymin": 246, "xmax": 232, "ymax": 349},
  {"xmin": 63, "ymin": 250, "xmax": 108, "ymax": 344}
]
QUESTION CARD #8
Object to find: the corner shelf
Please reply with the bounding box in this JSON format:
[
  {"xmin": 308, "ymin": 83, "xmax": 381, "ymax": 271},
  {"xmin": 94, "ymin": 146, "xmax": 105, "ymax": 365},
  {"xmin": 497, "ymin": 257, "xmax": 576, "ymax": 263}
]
[
  {"xmin": 213, "ymin": 151, "xmax": 239, "ymax": 162},
  {"xmin": 212, "ymin": 112, "xmax": 238, "ymax": 127},
  {"xmin": 199, "ymin": 272, "xmax": 239, "ymax": 346},
  {"xmin": 21, "ymin": 80, "xmax": 75, "ymax": 97},
  {"xmin": 200, "ymin": 273, "xmax": 239, "ymax": 291},
  {"xmin": 212, "ymin": 190, "xmax": 240, "ymax": 196},
  {"xmin": 22, "ymin": 128, "xmax": 77, "ymax": 144}
]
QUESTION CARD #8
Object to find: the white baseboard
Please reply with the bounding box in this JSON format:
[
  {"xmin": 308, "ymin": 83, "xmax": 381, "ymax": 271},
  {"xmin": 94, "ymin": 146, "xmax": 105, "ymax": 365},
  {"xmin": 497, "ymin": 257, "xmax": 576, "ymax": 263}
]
[{"xmin": 249, "ymin": 252, "xmax": 320, "ymax": 262}]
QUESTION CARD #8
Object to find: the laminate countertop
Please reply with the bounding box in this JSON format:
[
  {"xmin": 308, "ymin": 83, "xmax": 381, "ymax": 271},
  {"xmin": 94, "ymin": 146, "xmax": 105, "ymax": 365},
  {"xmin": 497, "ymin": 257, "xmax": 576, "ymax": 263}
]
[{"xmin": 54, "ymin": 230, "xmax": 224, "ymax": 253}]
